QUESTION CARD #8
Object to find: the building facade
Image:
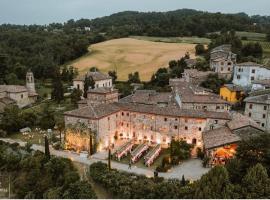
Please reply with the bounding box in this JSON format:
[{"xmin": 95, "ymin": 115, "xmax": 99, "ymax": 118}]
[
  {"xmin": 0, "ymin": 70, "xmax": 38, "ymax": 109},
  {"xmin": 210, "ymin": 45, "xmax": 237, "ymax": 79},
  {"xmin": 244, "ymin": 94, "xmax": 270, "ymax": 131},
  {"xmin": 233, "ymin": 62, "xmax": 270, "ymax": 88},
  {"xmin": 64, "ymin": 102, "xmax": 231, "ymax": 153},
  {"xmin": 73, "ymin": 71, "xmax": 112, "ymax": 91},
  {"xmin": 220, "ymin": 84, "xmax": 244, "ymax": 104}
]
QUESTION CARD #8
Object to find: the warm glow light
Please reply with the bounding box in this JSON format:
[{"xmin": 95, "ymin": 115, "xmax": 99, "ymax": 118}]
[{"xmin": 156, "ymin": 138, "xmax": 161, "ymax": 144}]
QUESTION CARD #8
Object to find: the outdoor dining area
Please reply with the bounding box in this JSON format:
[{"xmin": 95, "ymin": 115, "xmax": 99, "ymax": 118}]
[
  {"xmin": 114, "ymin": 140, "xmax": 134, "ymax": 161},
  {"xmin": 210, "ymin": 144, "xmax": 237, "ymax": 166},
  {"xmin": 113, "ymin": 140, "xmax": 162, "ymax": 167},
  {"xmin": 144, "ymin": 144, "xmax": 161, "ymax": 167},
  {"xmin": 131, "ymin": 143, "xmax": 149, "ymax": 163}
]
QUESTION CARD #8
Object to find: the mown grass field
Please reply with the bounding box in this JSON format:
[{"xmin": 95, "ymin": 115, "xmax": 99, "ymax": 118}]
[
  {"xmin": 130, "ymin": 36, "xmax": 211, "ymax": 44},
  {"xmin": 68, "ymin": 38, "xmax": 196, "ymax": 81}
]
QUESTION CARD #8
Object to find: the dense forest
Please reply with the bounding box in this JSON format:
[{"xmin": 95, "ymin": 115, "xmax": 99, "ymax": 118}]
[
  {"xmin": 65, "ymin": 9, "xmax": 270, "ymax": 38},
  {"xmin": 0, "ymin": 9, "xmax": 270, "ymax": 83}
]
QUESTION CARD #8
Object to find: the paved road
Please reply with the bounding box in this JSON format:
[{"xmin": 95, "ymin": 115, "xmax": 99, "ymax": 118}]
[{"xmin": 0, "ymin": 138, "xmax": 209, "ymax": 180}]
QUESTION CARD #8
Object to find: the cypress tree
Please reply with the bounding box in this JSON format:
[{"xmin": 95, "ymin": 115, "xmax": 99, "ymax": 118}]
[{"xmin": 44, "ymin": 135, "xmax": 50, "ymax": 160}]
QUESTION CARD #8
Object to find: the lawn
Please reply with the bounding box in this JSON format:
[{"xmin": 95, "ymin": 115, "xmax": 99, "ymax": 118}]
[
  {"xmin": 130, "ymin": 36, "xmax": 211, "ymax": 44},
  {"xmin": 68, "ymin": 38, "xmax": 196, "ymax": 81},
  {"xmin": 113, "ymin": 147, "xmax": 170, "ymax": 170},
  {"xmin": 9, "ymin": 131, "xmax": 45, "ymax": 145},
  {"xmin": 236, "ymin": 31, "xmax": 266, "ymax": 41}
]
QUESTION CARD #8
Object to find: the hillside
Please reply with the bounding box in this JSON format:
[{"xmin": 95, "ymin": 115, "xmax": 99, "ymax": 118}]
[{"xmin": 69, "ymin": 38, "xmax": 196, "ymax": 81}]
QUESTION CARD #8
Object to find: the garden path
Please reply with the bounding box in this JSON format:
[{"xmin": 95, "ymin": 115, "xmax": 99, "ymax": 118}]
[{"xmin": 0, "ymin": 138, "xmax": 209, "ymax": 180}]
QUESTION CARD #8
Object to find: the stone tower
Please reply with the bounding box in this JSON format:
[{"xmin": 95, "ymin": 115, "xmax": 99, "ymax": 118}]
[{"xmin": 26, "ymin": 70, "xmax": 36, "ymax": 93}]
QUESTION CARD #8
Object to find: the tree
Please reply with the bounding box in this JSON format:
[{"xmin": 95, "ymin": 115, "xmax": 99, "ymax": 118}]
[
  {"xmin": 51, "ymin": 75, "xmax": 64, "ymax": 103},
  {"xmin": 241, "ymin": 164, "xmax": 270, "ymax": 198},
  {"xmin": 195, "ymin": 44, "xmax": 206, "ymax": 55},
  {"xmin": 194, "ymin": 166, "xmax": 234, "ymax": 199},
  {"xmin": 63, "ymin": 181, "xmax": 97, "ymax": 199},
  {"xmin": 181, "ymin": 175, "xmax": 186, "ymax": 186},
  {"xmin": 236, "ymin": 134, "xmax": 270, "ymax": 173},
  {"xmin": 0, "ymin": 105, "xmax": 22, "ymax": 133},
  {"xmin": 70, "ymin": 88, "xmax": 82, "ymax": 105},
  {"xmin": 128, "ymin": 72, "xmax": 141, "ymax": 83},
  {"xmin": 241, "ymin": 42, "xmax": 263, "ymax": 59},
  {"xmin": 83, "ymin": 76, "xmax": 95, "ymax": 98},
  {"xmin": 89, "ymin": 67, "xmax": 99, "ymax": 72},
  {"xmin": 108, "ymin": 70, "xmax": 117, "ymax": 84},
  {"xmin": 56, "ymin": 121, "xmax": 65, "ymax": 144},
  {"xmin": 267, "ymin": 32, "xmax": 270, "ymax": 42},
  {"xmin": 201, "ymin": 73, "xmax": 226, "ymax": 94},
  {"xmin": 0, "ymin": 54, "xmax": 9, "ymax": 84},
  {"xmin": 45, "ymin": 135, "xmax": 50, "ymax": 160},
  {"xmin": 39, "ymin": 104, "xmax": 55, "ymax": 130}
]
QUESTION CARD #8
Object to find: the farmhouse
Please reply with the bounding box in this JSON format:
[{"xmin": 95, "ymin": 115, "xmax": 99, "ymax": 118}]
[
  {"xmin": 210, "ymin": 44, "xmax": 237, "ymax": 79},
  {"xmin": 0, "ymin": 70, "xmax": 38, "ymax": 111},
  {"xmin": 73, "ymin": 71, "xmax": 112, "ymax": 91},
  {"xmin": 233, "ymin": 62, "xmax": 270, "ymax": 88}
]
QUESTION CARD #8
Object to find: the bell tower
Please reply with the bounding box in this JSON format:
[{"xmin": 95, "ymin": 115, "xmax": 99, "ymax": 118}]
[{"xmin": 26, "ymin": 70, "xmax": 36, "ymax": 93}]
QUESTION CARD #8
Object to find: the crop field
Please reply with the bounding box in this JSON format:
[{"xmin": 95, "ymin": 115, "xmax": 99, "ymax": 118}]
[{"xmin": 69, "ymin": 38, "xmax": 196, "ymax": 81}]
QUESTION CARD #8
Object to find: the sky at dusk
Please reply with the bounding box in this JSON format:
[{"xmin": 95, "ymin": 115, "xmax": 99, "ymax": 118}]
[{"xmin": 0, "ymin": 0, "xmax": 270, "ymax": 25}]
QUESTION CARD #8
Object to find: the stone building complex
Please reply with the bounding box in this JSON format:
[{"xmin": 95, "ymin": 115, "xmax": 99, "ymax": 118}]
[
  {"xmin": 0, "ymin": 70, "xmax": 38, "ymax": 113},
  {"xmin": 64, "ymin": 78, "xmax": 235, "ymax": 155}
]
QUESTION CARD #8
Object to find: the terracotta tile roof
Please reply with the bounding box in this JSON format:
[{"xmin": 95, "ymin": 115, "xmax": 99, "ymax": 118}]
[
  {"xmin": 222, "ymin": 84, "xmax": 244, "ymax": 92},
  {"xmin": 172, "ymin": 81, "xmax": 228, "ymax": 104},
  {"xmin": 185, "ymin": 59, "xmax": 196, "ymax": 67},
  {"xmin": 65, "ymin": 103, "xmax": 121, "ymax": 119},
  {"xmin": 203, "ymin": 127, "xmax": 241, "ymax": 149},
  {"xmin": 236, "ymin": 62, "xmax": 264, "ymax": 68},
  {"xmin": 64, "ymin": 102, "xmax": 231, "ymax": 120},
  {"xmin": 227, "ymin": 112, "xmax": 263, "ymax": 131},
  {"xmin": 244, "ymin": 94, "xmax": 270, "ymax": 105},
  {"xmin": 0, "ymin": 85, "xmax": 28, "ymax": 93},
  {"xmin": 88, "ymin": 87, "xmax": 118, "ymax": 94},
  {"xmin": 78, "ymin": 99, "xmax": 87, "ymax": 104},
  {"xmin": 252, "ymin": 79, "xmax": 270, "ymax": 86},
  {"xmin": 74, "ymin": 71, "xmax": 111, "ymax": 81},
  {"xmin": 183, "ymin": 69, "xmax": 214, "ymax": 79},
  {"xmin": 211, "ymin": 44, "xmax": 232, "ymax": 53},
  {"xmin": 119, "ymin": 90, "xmax": 174, "ymax": 105}
]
